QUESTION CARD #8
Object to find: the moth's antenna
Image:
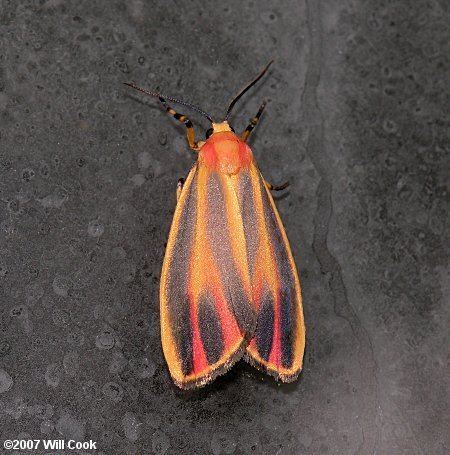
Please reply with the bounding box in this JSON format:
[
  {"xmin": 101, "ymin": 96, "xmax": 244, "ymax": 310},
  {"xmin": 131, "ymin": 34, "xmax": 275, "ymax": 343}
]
[
  {"xmin": 124, "ymin": 83, "xmax": 214, "ymax": 123},
  {"xmin": 225, "ymin": 60, "xmax": 274, "ymax": 120}
]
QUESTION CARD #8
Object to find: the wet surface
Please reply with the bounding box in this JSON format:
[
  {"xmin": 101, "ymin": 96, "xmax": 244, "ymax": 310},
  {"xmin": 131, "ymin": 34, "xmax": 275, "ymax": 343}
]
[{"xmin": 0, "ymin": 1, "xmax": 448, "ymax": 453}]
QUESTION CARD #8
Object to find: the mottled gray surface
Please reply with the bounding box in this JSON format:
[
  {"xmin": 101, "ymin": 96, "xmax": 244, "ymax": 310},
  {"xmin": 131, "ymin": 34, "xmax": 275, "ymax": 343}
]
[{"xmin": 0, "ymin": 1, "xmax": 448, "ymax": 454}]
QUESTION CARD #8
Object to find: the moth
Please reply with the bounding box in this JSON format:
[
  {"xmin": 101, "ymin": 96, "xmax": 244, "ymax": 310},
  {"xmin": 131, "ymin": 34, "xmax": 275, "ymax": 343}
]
[{"xmin": 125, "ymin": 61, "xmax": 305, "ymax": 389}]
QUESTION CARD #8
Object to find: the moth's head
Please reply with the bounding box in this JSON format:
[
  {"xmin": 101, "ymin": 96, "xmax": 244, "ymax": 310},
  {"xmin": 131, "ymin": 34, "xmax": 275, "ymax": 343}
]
[{"xmin": 205, "ymin": 121, "xmax": 236, "ymax": 140}]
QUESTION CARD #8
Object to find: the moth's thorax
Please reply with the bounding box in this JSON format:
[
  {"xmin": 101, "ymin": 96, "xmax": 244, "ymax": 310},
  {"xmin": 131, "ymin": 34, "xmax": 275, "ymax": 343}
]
[{"xmin": 199, "ymin": 125, "xmax": 252, "ymax": 174}]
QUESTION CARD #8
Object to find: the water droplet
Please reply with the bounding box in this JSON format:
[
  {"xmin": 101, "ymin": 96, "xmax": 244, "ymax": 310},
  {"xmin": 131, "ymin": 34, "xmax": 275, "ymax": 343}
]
[
  {"xmin": 95, "ymin": 327, "xmax": 115, "ymax": 350},
  {"xmin": 63, "ymin": 352, "xmax": 80, "ymax": 377},
  {"xmin": 129, "ymin": 357, "xmax": 156, "ymax": 379},
  {"xmin": 382, "ymin": 118, "xmax": 398, "ymax": 133},
  {"xmin": 111, "ymin": 246, "xmax": 126, "ymax": 260},
  {"xmin": 0, "ymin": 264, "xmax": 8, "ymax": 278},
  {"xmin": 123, "ymin": 412, "xmax": 141, "ymax": 442},
  {"xmin": 38, "ymin": 194, "xmax": 67, "ymax": 209},
  {"xmin": 0, "ymin": 368, "xmax": 13, "ymax": 393},
  {"xmin": 0, "ymin": 340, "xmax": 11, "ymax": 357},
  {"xmin": 300, "ymin": 431, "xmax": 313, "ymax": 448},
  {"xmin": 52, "ymin": 275, "xmax": 71, "ymax": 297},
  {"xmin": 211, "ymin": 432, "xmax": 237, "ymax": 454},
  {"xmin": 52, "ymin": 307, "xmax": 70, "ymax": 326},
  {"xmin": 130, "ymin": 174, "xmax": 145, "ymax": 186},
  {"xmin": 21, "ymin": 168, "xmax": 35, "ymax": 182},
  {"xmin": 138, "ymin": 151, "xmax": 151, "ymax": 170},
  {"xmin": 40, "ymin": 420, "xmax": 54, "ymax": 434},
  {"xmin": 158, "ymin": 132, "xmax": 167, "ymax": 146},
  {"xmin": 120, "ymin": 261, "xmax": 136, "ymax": 283},
  {"xmin": 102, "ymin": 382, "xmax": 124, "ymax": 402},
  {"xmin": 151, "ymin": 430, "xmax": 170, "ymax": 455},
  {"xmin": 7, "ymin": 199, "xmax": 20, "ymax": 213},
  {"xmin": 10, "ymin": 305, "xmax": 28, "ymax": 318},
  {"xmin": 88, "ymin": 220, "xmax": 104, "ymax": 237},
  {"xmin": 145, "ymin": 411, "xmax": 162, "ymax": 429},
  {"xmin": 82, "ymin": 380, "xmax": 100, "ymax": 400},
  {"xmin": 45, "ymin": 363, "xmax": 62, "ymax": 388},
  {"xmin": 67, "ymin": 330, "xmax": 85, "ymax": 346},
  {"xmin": 56, "ymin": 412, "xmax": 85, "ymax": 441},
  {"xmin": 109, "ymin": 351, "xmax": 127, "ymax": 374},
  {"xmin": 39, "ymin": 161, "xmax": 50, "ymax": 178},
  {"xmin": 25, "ymin": 282, "xmax": 45, "ymax": 304},
  {"xmin": 36, "ymin": 403, "xmax": 53, "ymax": 420}
]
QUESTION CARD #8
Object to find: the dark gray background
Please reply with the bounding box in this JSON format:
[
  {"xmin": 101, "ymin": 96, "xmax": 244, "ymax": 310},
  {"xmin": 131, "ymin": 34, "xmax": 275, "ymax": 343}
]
[{"xmin": 0, "ymin": 1, "xmax": 448, "ymax": 454}]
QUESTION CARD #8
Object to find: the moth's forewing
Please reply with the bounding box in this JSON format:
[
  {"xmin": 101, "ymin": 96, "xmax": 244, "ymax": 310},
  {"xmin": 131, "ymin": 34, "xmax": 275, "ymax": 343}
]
[
  {"xmin": 160, "ymin": 164, "xmax": 255, "ymax": 389},
  {"xmin": 243, "ymin": 163, "xmax": 305, "ymax": 382}
]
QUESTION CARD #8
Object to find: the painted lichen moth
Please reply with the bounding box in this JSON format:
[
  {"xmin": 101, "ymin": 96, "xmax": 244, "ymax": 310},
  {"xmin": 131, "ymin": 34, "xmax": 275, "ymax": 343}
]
[{"xmin": 125, "ymin": 61, "xmax": 305, "ymax": 389}]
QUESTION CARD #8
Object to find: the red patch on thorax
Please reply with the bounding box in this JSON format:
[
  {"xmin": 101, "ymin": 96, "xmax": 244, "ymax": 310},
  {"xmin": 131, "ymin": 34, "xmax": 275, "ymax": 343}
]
[{"xmin": 199, "ymin": 131, "xmax": 253, "ymax": 174}]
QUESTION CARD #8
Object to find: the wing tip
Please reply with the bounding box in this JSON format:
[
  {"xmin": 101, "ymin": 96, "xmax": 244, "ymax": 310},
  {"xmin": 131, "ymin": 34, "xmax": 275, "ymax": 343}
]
[
  {"xmin": 169, "ymin": 338, "xmax": 250, "ymax": 390},
  {"xmin": 243, "ymin": 352, "xmax": 303, "ymax": 384}
]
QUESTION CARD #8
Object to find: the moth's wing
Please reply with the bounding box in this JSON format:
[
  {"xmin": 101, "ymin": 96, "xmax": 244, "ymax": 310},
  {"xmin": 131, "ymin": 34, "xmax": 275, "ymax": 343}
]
[
  {"xmin": 238, "ymin": 163, "xmax": 305, "ymax": 382},
  {"xmin": 160, "ymin": 163, "xmax": 255, "ymax": 389}
]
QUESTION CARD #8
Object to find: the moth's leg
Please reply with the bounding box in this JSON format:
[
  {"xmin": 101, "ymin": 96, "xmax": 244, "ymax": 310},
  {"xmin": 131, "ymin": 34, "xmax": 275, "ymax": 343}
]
[
  {"xmin": 176, "ymin": 178, "xmax": 185, "ymax": 202},
  {"xmin": 265, "ymin": 179, "xmax": 290, "ymax": 191},
  {"xmin": 241, "ymin": 101, "xmax": 267, "ymax": 142},
  {"xmin": 158, "ymin": 96, "xmax": 200, "ymax": 151}
]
